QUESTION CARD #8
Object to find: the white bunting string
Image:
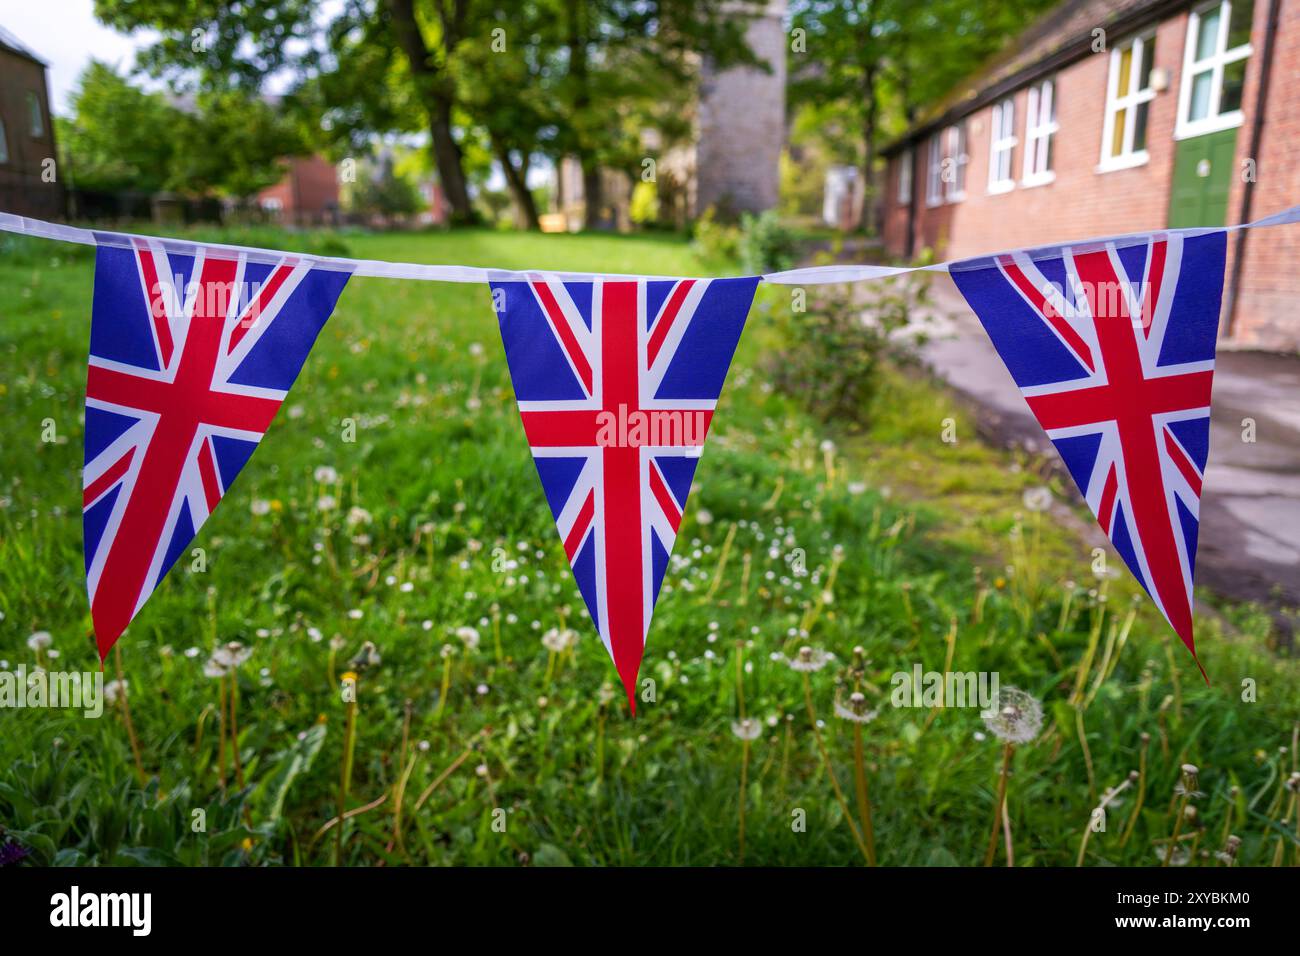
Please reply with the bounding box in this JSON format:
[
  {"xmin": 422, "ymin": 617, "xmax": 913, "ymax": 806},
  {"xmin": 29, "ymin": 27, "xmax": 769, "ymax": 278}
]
[{"xmin": 3, "ymin": 205, "xmax": 1298, "ymax": 286}]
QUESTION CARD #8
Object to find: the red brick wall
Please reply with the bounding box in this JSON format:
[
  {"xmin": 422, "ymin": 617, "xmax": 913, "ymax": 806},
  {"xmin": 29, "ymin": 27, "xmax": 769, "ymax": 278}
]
[
  {"xmin": 881, "ymin": 0, "xmax": 1300, "ymax": 351},
  {"xmin": 257, "ymin": 155, "xmax": 339, "ymax": 223},
  {"xmin": 1227, "ymin": 0, "xmax": 1300, "ymax": 348}
]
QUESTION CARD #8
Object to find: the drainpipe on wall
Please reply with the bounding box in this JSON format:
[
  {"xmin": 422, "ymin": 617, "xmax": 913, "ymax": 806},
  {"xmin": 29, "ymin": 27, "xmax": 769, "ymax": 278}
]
[{"xmin": 1222, "ymin": 0, "xmax": 1281, "ymax": 339}]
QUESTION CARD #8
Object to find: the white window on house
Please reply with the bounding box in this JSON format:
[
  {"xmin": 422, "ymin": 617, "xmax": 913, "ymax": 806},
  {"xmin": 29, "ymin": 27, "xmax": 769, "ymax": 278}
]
[
  {"xmin": 943, "ymin": 123, "xmax": 969, "ymax": 202},
  {"xmin": 1176, "ymin": 0, "xmax": 1253, "ymax": 139},
  {"xmin": 897, "ymin": 148, "xmax": 913, "ymax": 204},
  {"xmin": 988, "ymin": 97, "xmax": 1017, "ymax": 193},
  {"xmin": 926, "ymin": 136, "xmax": 944, "ymax": 207},
  {"xmin": 0, "ymin": 120, "xmax": 9, "ymax": 164},
  {"xmin": 26, "ymin": 92, "xmax": 44, "ymax": 137},
  {"xmin": 1022, "ymin": 78, "xmax": 1058, "ymax": 185},
  {"xmin": 1101, "ymin": 33, "xmax": 1157, "ymax": 170}
]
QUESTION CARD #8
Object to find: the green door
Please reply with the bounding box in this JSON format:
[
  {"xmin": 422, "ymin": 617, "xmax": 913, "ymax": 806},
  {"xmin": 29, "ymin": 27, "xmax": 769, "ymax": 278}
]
[{"xmin": 1168, "ymin": 128, "xmax": 1237, "ymax": 227}]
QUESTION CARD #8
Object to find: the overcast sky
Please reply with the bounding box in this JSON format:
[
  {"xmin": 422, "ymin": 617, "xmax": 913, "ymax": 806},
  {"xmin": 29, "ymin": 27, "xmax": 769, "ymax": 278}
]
[{"xmin": 0, "ymin": 0, "xmax": 156, "ymax": 114}]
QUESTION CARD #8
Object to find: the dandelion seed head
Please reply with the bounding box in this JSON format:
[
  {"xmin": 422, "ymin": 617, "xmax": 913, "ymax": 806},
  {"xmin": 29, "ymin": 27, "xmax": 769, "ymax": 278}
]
[{"xmin": 982, "ymin": 686, "xmax": 1043, "ymax": 744}]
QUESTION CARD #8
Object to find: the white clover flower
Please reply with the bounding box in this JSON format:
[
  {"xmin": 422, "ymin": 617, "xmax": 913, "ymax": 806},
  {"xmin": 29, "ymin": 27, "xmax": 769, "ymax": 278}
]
[
  {"xmin": 314, "ymin": 465, "xmax": 339, "ymax": 484},
  {"xmin": 983, "ymin": 687, "xmax": 1044, "ymax": 744},
  {"xmin": 730, "ymin": 718, "xmax": 763, "ymax": 741},
  {"xmin": 26, "ymin": 631, "xmax": 53, "ymax": 652}
]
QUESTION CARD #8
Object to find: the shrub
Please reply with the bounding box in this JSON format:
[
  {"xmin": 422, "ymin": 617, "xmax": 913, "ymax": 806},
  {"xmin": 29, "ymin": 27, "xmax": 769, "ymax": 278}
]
[
  {"xmin": 738, "ymin": 209, "xmax": 797, "ymax": 275},
  {"xmin": 769, "ymin": 268, "xmax": 930, "ymax": 424},
  {"xmin": 690, "ymin": 207, "xmax": 741, "ymax": 268}
]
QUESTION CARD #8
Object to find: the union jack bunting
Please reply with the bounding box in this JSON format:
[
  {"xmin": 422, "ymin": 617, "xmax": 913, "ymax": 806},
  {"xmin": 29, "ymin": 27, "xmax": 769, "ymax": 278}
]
[
  {"xmin": 951, "ymin": 231, "xmax": 1226, "ymax": 673},
  {"xmin": 83, "ymin": 239, "xmax": 350, "ymax": 659},
  {"xmin": 492, "ymin": 276, "xmax": 760, "ymax": 708}
]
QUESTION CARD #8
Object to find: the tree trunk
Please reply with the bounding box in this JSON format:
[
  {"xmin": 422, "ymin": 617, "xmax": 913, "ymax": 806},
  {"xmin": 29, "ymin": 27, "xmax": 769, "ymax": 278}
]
[
  {"xmin": 385, "ymin": 0, "xmax": 476, "ymax": 224},
  {"xmin": 581, "ymin": 157, "xmax": 604, "ymax": 231},
  {"xmin": 494, "ymin": 140, "xmax": 540, "ymax": 230},
  {"xmin": 860, "ymin": 71, "xmax": 879, "ymax": 235}
]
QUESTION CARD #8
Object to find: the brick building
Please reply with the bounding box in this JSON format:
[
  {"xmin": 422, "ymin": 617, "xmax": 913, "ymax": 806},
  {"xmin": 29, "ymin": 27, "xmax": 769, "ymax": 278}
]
[
  {"xmin": 0, "ymin": 27, "xmax": 64, "ymax": 220},
  {"xmin": 881, "ymin": 0, "xmax": 1299, "ymax": 350},
  {"xmin": 255, "ymin": 155, "xmax": 341, "ymax": 226}
]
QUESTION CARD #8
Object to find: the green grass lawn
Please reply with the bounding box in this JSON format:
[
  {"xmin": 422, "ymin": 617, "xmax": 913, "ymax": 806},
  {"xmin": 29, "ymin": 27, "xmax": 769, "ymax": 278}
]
[{"xmin": 0, "ymin": 225, "xmax": 1297, "ymax": 866}]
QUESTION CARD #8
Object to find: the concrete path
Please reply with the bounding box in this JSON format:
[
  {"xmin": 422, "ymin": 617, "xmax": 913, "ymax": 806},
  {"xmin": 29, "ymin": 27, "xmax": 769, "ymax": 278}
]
[{"xmin": 916, "ymin": 278, "xmax": 1300, "ymax": 612}]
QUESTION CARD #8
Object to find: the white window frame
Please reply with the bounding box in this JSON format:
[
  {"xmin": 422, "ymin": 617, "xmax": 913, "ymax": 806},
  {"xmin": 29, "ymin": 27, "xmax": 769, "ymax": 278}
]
[
  {"xmin": 988, "ymin": 97, "xmax": 1017, "ymax": 193},
  {"xmin": 1099, "ymin": 33, "xmax": 1158, "ymax": 171},
  {"xmin": 943, "ymin": 123, "xmax": 968, "ymax": 202},
  {"xmin": 926, "ymin": 136, "xmax": 944, "ymax": 207},
  {"xmin": 897, "ymin": 148, "xmax": 913, "ymax": 204},
  {"xmin": 1022, "ymin": 79, "xmax": 1057, "ymax": 186},
  {"xmin": 1175, "ymin": 0, "xmax": 1252, "ymax": 140}
]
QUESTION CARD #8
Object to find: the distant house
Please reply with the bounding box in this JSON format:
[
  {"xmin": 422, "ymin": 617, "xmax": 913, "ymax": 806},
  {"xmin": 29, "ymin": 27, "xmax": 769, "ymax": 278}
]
[
  {"xmin": 0, "ymin": 27, "xmax": 64, "ymax": 219},
  {"xmin": 881, "ymin": 0, "xmax": 1300, "ymax": 351},
  {"xmin": 256, "ymin": 155, "xmax": 340, "ymax": 225}
]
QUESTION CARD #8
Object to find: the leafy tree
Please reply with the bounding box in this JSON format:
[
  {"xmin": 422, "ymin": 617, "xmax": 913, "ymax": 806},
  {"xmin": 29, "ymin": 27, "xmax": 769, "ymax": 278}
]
[
  {"xmin": 94, "ymin": 0, "xmax": 765, "ymax": 230},
  {"xmin": 789, "ymin": 0, "xmax": 1059, "ymax": 231},
  {"xmin": 60, "ymin": 62, "xmax": 303, "ymax": 199},
  {"xmin": 59, "ymin": 62, "xmax": 178, "ymax": 194}
]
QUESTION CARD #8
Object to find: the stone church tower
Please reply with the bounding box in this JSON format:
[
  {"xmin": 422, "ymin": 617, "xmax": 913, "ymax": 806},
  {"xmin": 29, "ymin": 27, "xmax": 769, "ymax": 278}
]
[{"xmin": 692, "ymin": 0, "xmax": 788, "ymax": 217}]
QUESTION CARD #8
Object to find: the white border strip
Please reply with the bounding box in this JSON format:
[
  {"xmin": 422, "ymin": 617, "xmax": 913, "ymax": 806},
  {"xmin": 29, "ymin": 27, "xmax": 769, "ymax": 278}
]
[{"xmin": 3, "ymin": 204, "xmax": 1298, "ymax": 286}]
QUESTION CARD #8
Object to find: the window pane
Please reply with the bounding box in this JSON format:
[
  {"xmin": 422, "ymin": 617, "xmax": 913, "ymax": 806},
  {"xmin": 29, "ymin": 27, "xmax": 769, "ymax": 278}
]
[
  {"xmin": 1228, "ymin": 0, "xmax": 1255, "ymax": 49},
  {"xmin": 26, "ymin": 92, "xmax": 43, "ymax": 137},
  {"xmin": 1138, "ymin": 38, "xmax": 1156, "ymax": 89},
  {"xmin": 1195, "ymin": 8, "xmax": 1221, "ymax": 61},
  {"xmin": 1189, "ymin": 69, "xmax": 1214, "ymax": 119},
  {"xmin": 1043, "ymin": 133, "xmax": 1054, "ymax": 173},
  {"xmin": 0, "ymin": 121, "xmax": 8, "ymax": 163},
  {"xmin": 1117, "ymin": 48, "xmax": 1133, "ymax": 96},
  {"xmin": 1220, "ymin": 57, "xmax": 1247, "ymax": 112},
  {"xmin": 1112, "ymin": 108, "xmax": 1128, "ymax": 157},
  {"xmin": 1134, "ymin": 102, "xmax": 1149, "ymax": 151}
]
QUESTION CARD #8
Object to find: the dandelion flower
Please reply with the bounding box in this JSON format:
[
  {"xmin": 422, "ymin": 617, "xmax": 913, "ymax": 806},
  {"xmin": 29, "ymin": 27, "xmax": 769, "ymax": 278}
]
[
  {"xmin": 785, "ymin": 645, "xmax": 829, "ymax": 672},
  {"xmin": 834, "ymin": 692, "xmax": 878, "ymax": 724},
  {"xmin": 212, "ymin": 641, "xmax": 253, "ymax": 670},
  {"xmin": 1022, "ymin": 486, "xmax": 1053, "ymax": 512},
  {"xmin": 730, "ymin": 718, "xmax": 763, "ymax": 741},
  {"xmin": 317, "ymin": 495, "xmax": 338, "ymax": 512},
  {"xmin": 26, "ymin": 631, "xmax": 52, "ymax": 652},
  {"xmin": 346, "ymin": 506, "xmax": 372, "ymax": 527},
  {"xmin": 250, "ymin": 499, "xmax": 271, "ymax": 516},
  {"xmin": 104, "ymin": 679, "xmax": 127, "ymax": 703},
  {"xmin": 456, "ymin": 626, "xmax": 481, "ymax": 650},
  {"xmin": 541, "ymin": 627, "xmax": 577, "ymax": 653},
  {"xmin": 314, "ymin": 465, "xmax": 339, "ymax": 484},
  {"xmin": 348, "ymin": 640, "xmax": 382, "ymax": 672},
  {"xmin": 983, "ymin": 687, "xmax": 1043, "ymax": 744}
]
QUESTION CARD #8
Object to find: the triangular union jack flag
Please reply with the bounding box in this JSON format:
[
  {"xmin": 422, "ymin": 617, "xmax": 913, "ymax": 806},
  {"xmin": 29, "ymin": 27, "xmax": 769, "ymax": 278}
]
[
  {"xmin": 83, "ymin": 238, "xmax": 350, "ymax": 659},
  {"xmin": 951, "ymin": 231, "xmax": 1226, "ymax": 675},
  {"xmin": 492, "ymin": 275, "xmax": 760, "ymax": 709}
]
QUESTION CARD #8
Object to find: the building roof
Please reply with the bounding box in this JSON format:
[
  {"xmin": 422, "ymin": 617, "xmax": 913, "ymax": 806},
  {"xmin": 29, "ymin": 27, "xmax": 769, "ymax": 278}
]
[
  {"xmin": 884, "ymin": 0, "xmax": 1189, "ymax": 154},
  {"xmin": 0, "ymin": 25, "xmax": 47, "ymax": 66}
]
